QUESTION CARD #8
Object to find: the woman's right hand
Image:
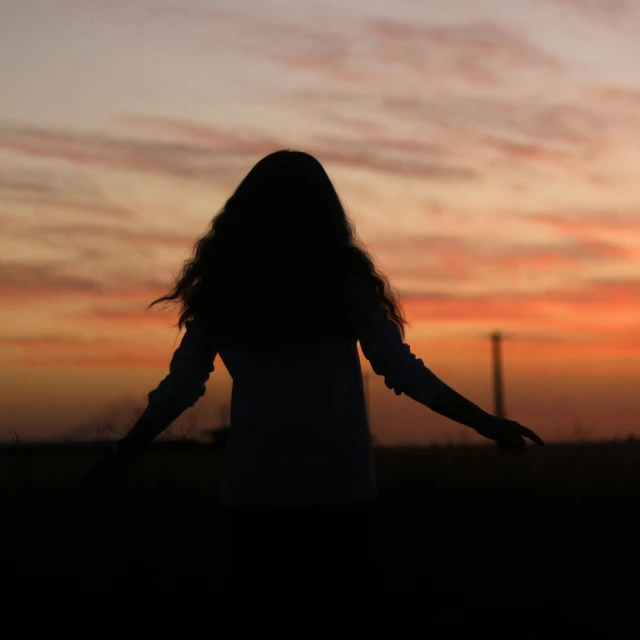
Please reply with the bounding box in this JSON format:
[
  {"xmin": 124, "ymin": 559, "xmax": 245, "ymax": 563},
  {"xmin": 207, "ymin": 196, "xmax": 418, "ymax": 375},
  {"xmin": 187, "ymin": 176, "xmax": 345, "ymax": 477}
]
[
  {"xmin": 84, "ymin": 441, "xmax": 136, "ymax": 498},
  {"xmin": 475, "ymin": 416, "xmax": 544, "ymax": 455}
]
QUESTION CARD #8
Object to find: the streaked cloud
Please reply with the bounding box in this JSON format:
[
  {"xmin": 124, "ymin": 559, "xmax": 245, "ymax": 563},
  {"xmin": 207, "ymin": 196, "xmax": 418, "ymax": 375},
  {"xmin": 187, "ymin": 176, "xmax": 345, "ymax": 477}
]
[
  {"xmin": 371, "ymin": 229, "xmax": 635, "ymax": 286},
  {"xmin": 7, "ymin": 221, "xmax": 197, "ymax": 250},
  {"xmin": 345, "ymin": 20, "xmax": 561, "ymax": 86},
  {"xmin": 62, "ymin": 306, "xmax": 177, "ymax": 327},
  {"xmin": 0, "ymin": 259, "xmax": 167, "ymax": 302},
  {"xmin": 0, "ymin": 124, "xmax": 251, "ymax": 186},
  {"xmin": 119, "ymin": 114, "xmax": 283, "ymax": 153},
  {"xmin": 0, "ymin": 334, "xmax": 115, "ymax": 348},
  {"xmin": 0, "ymin": 168, "xmax": 134, "ymax": 219},
  {"xmin": 542, "ymin": 0, "xmax": 636, "ymax": 20},
  {"xmin": 13, "ymin": 353, "xmax": 169, "ymax": 368},
  {"xmin": 287, "ymin": 91, "xmax": 611, "ymax": 182},
  {"xmin": 138, "ymin": 6, "xmax": 614, "ymax": 177},
  {"xmin": 155, "ymin": 5, "xmax": 562, "ymax": 87},
  {"xmin": 0, "ymin": 119, "xmax": 480, "ymax": 185},
  {"xmin": 401, "ymin": 278, "xmax": 640, "ymax": 337},
  {"xmin": 0, "ymin": 330, "xmax": 163, "ymax": 367},
  {"xmin": 593, "ymin": 86, "xmax": 640, "ymax": 109},
  {"xmin": 123, "ymin": 115, "xmax": 479, "ymax": 181},
  {"xmin": 524, "ymin": 211, "xmax": 640, "ymax": 238},
  {"xmin": 0, "ymin": 260, "xmax": 105, "ymax": 299}
]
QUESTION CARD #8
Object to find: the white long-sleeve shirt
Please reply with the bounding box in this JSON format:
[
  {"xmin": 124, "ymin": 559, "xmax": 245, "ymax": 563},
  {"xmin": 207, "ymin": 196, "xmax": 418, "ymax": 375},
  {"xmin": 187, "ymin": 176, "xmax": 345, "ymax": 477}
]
[{"xmin": 141, "ymin": 268, "xmax": 448, "ymax": 508}]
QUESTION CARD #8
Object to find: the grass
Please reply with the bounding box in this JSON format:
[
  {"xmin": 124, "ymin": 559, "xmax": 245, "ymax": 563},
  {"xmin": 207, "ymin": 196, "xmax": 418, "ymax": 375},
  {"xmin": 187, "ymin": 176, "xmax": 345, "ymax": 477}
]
[{"xmin": 3, "ymin": 441, "xmax": 638, "ymax": 632}]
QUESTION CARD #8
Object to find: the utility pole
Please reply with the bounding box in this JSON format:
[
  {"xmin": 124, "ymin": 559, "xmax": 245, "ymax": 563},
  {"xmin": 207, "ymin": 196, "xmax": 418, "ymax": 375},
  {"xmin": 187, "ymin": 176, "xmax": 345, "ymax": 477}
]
[{"xmin": 491, "ymin": 331, "xmax": 506, "ymax": 419}]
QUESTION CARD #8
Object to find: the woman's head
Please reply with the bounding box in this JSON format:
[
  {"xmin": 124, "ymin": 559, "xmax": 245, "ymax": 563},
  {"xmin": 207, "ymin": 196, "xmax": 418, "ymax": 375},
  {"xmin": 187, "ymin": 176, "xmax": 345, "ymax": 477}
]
[
  {"xmin": 150, "ymin": 150, "xmax": 407, "ymax": 343},
  {"xmin": 220, "ymin": 150, "xmax": 350, "ymax": 252}
]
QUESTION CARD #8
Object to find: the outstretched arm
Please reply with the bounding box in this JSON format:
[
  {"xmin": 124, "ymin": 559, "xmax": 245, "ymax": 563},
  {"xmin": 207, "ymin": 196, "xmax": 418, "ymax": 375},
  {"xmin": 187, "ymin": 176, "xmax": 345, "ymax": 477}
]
[
  {"xmin": 116, "ymin": 316, "xmax": 218, "ymax": 457},
  {"xmin": 347, "ymin": 271, "xmax": 543, "ymax": 450}
]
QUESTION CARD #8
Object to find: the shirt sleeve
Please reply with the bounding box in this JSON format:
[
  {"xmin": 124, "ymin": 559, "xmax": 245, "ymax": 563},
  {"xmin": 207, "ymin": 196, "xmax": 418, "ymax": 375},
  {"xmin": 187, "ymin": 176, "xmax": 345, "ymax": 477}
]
[
  {"xmin": 345, "ymin": 269, "xmax": 447, "ymax": 407},
  {"xmin": 142, "ymin": 315, "xmax": 218, "ymax": 430}
]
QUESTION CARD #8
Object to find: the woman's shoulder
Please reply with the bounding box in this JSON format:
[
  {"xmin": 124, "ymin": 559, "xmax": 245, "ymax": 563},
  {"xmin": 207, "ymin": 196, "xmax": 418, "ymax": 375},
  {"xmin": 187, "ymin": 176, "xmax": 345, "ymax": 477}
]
[{"xmin": 183, "ymin": 314, "xmax": 220, "ymax": 346}]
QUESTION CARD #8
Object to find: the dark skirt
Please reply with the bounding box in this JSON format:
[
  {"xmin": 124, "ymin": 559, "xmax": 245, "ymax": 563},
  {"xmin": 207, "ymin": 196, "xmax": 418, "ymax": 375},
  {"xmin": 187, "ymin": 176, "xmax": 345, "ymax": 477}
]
[{"xmin": 220, "ymin": 500, "xmax": 377, "ymax": 603}]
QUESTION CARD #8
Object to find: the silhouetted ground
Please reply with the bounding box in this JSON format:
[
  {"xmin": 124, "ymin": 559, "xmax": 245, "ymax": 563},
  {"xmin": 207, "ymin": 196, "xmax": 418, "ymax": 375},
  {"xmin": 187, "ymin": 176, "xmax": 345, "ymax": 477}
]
[{"xmin": 2, "ymin": 442, "xmax": 638, "ymax": 634}]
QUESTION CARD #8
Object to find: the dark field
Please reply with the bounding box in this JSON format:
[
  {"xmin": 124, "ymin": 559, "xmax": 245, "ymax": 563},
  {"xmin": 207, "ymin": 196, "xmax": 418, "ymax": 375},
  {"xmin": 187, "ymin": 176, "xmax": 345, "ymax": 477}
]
[{"xmin": 3, "ymin": 442, "xmax": 639, "ymax": 633}]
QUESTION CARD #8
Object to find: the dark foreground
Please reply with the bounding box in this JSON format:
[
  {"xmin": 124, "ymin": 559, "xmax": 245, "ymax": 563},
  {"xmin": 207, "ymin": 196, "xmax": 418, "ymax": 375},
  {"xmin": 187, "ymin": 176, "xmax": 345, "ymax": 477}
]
[{"xmin": 3, "ymin": 442, "xmax": 639, "ymax": 634}]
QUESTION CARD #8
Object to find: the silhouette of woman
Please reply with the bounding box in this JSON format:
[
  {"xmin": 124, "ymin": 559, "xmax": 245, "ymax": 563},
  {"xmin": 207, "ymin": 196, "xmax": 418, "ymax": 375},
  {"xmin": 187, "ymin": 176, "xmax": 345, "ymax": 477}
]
[{"xmin": 87, "ymin": 150, "xmax": 543, "ymax": 602}]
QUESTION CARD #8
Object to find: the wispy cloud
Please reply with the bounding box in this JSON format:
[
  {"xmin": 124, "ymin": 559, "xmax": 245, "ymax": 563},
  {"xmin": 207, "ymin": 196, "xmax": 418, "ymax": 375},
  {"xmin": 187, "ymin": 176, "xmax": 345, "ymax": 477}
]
[
  {"xmin": 2, "ymin": 6, "xmax": 629, "ymax": 192},
  {"xmin": 0, "ymin": 118, "xmax": 479, "ymax": 185},
  {"xmin": 0, "ymin": 124, "xmax": 253, "ymax": 186},
  {"xmin": 0, "ymin": 334, "xmax": 116, "ymax": 348},
  {"xmin": 124, "ymin": 115, "xmax": 479, "ymax": 181},
  {"xmin": 0, "ymin": 168, "xmax": 134, "ymax": 219},
  {"xmin": 0, "ymin": 260, "xmax": 105, "ymax": 299},
  {"xmin": 143, "ymin": 5, "xmax": 618, "ymax": 178},
  {"xmin": 0, "ymin": 328, "xmax": 173, "ymax": 367},
  {"xmin": 0, "ymin": 334, "xmax": 129, "ymax": 367},
  {"xmin": 376, "ymin": 96, "xmax": 605, "ymax": 160},
  {"xmin": 7, "ymin": 222, "xmax": 197, "ymax": 251},
  {"xmin": 524, "ymin": 211, "xmax": 640, "ymax": 238},
  {"xmin": 359, "ymin": 20, "xmax": 562, "ymax": 86},
  {"xmin": 154, "ymin": 5, "xmax": 563, "ymax": 87},
  {"xmin": 542, "ymin": 0, "xmax": 637, "ymax": 20},
  {"xmin": 370, "ymin": 230, "xmax": 634, "ymax": 286},
  {"xmin": 313, "ymin": 144, "xmax": 478, "ymax": 181},
  {"xmin": 593, "ymin": 86, "xmax": 640, "ymax": 109},
  {"xmin": 0, "ymin": 259, "xmax": 167, "ymax": 302},
  {"xmin": 13, "ymin": 353, "xmax": 170, "ymax": 368},
  {"xmin": 119, "ymin": 115, "xmax": 283, "ymax": 153},
  {"xmin": 63, "ymin": 305, "xmax": 177, "ymax": 328},
  {"xmin": 401, "ymin": 277, "xmax": 640, "ymax": 334},
  {"xmin": 288, "ymin": 90, "xmax": 609, "ymax": 178}
]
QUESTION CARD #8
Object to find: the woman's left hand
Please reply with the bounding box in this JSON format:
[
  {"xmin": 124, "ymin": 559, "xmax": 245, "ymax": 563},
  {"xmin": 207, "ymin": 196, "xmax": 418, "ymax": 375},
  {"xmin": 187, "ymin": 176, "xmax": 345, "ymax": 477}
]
[{"xmin": 476, "ymin": 415, "xmax": 544, "ymax": 455}]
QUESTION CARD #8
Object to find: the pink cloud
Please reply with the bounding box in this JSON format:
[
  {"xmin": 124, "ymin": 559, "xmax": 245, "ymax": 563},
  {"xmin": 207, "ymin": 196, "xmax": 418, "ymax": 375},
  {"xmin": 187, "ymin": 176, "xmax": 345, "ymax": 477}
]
[
  {"xmin": 542, "ymin": 0, "xmax": 635, "ymax": 20},
  {"xmin": 15, "ymin": 354, "xmax": 170, "ymax": 368},
  {"xmin": 524, "ymin": 211, "xmax": 640, "ymax": 238},
  {"xmin": 0, "ymin": 260, "xmax": 168, "ymax": 302},
  {"xmin": 0, "ymin": 168, "xmax": 134, "ymax": 219},
  {"xmin": 0, "ymin": 124, "xmax": 250, "ymax": 186},
  {"xmin": 371, "ymin": 230, "xmax": 633, "ymax": 287},
  {"xmin": 63, "ymin": 306, "xmax": 176, "ymax": 328},
  {"xmin": 13, "ymin": 222, "xmax": 197, "ymax": 250},
  {"xmin": 366, "ymin": 20, "xmax": 561, "ymax": 86},
  {"xmin": 402, "ymin": 278, "xmax": 640, "ymax": 328},
  {"xmin": 0, "ymin": 335, "xmax": 116, "ymax": 348},
  {"xmin": 0, "ymin": 119, "xmax": 479, "ymax": 184}
]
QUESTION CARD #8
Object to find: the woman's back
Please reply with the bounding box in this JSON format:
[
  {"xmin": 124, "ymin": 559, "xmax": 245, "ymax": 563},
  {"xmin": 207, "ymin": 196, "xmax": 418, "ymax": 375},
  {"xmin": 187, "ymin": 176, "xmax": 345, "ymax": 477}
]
[{"xmin": 218, "ymin": 331, "xmax": 374, "ymax": 507}]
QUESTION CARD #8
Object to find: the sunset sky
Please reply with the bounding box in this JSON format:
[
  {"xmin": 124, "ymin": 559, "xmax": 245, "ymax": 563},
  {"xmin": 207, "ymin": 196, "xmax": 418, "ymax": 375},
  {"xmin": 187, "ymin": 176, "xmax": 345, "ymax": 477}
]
[{"xmin": 1, "ymin": 0, "xmax": 639, "ymax": 444}]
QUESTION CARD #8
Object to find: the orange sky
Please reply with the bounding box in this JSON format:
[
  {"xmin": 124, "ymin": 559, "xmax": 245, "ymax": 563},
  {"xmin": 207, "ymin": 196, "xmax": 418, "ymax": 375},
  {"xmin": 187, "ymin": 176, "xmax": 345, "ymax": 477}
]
[{"xmin": 1, "ymin": 0, "xmax": 639, "ymax": 443}]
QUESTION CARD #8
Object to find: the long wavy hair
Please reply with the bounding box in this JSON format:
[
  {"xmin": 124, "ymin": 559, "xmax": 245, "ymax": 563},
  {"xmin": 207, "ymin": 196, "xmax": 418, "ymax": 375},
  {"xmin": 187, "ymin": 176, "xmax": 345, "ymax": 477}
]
[{"xmin": 149, "ymin": 150, "xmax": 407, "ymax": 345}]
